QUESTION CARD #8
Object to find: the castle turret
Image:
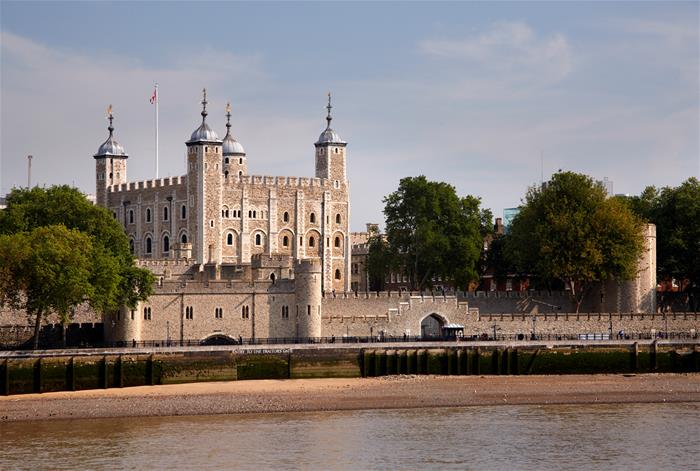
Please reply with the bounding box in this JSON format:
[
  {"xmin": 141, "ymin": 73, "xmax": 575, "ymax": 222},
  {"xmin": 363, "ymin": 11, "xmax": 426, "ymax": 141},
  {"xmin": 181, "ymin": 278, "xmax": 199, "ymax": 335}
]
[
  {"xmin": 222, "ymin": 102, "xmax": 247, "ymax": 178},
  {"xmin": 294, "ymin": 259, "xmax": 322, "ymax": 338},
  {"xmin": 94, "ymin": 105, "xmax": 128, "ymax": 207},
  {"xmin": 186, "ymin": 89, "xmax": 223, "ymax": 265},
  {"xmin": 314, "ymin": 93, "xmax": 347, "ymax": 184},
  {"xmin": 314, "ymin": 94, "xmax": 350, "ymax": 292}
]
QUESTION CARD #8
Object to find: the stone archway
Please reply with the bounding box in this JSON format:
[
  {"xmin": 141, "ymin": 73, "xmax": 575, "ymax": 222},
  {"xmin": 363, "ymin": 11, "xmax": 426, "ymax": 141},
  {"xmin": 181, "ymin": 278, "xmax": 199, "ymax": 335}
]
[
  {"xmin": 420, "ymin": 313, "xmax": 446, "ymax": 339},
  {"xmin": 200, "ymin": 334, "xmax": 238, "ymax": 346}
]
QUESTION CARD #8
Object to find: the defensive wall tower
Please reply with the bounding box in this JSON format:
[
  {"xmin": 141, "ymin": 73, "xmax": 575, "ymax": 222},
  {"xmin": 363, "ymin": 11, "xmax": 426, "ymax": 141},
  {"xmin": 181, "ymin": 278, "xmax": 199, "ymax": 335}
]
[
  {"xmin": 294, "ymin": 259, "xmax": 323, "ymax": 338},
  {"xmin": 105, "ymin": 303, "xmax": 143, "ymax": 343},
  {"xmin": 94, "ymin": 108, "xmax": 128, "ymax": 207},
  {"xmin": 602, "ymin": 223, "xmax": 657, "ymax": 313}
]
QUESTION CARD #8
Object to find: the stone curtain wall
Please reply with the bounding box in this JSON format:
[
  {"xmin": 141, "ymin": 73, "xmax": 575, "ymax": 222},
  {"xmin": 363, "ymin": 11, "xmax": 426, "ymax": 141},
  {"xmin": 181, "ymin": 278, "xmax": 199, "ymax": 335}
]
[{"xmin": 321, "ymin": 292, "xmax": 700, "ymax": 338}]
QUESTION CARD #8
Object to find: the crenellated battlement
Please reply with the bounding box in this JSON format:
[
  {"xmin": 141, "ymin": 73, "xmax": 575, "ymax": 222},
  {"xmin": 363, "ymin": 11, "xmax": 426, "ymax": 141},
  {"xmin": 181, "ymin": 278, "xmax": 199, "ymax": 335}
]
[
  {"xmin": 109, "ymin": 175, "xmax": 186, "ymax": 193},
  {"xmin": 223, "ymin": 174, "xmax": 332, "ymax": 189},
  {"xmin": 320, "ymin": 290, "xmax": 573, "ymax": 300}
]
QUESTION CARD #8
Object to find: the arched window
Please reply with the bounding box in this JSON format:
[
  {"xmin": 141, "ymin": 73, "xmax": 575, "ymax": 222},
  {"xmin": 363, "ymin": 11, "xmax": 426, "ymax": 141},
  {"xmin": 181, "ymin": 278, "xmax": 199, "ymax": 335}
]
[
  {"xmin": 163, "ymin": 206, "xmax": 169, "ymax": 221},
  {"xmin": 239, "ymin": 158, "xmax": 243, "ymax": 164},
  {"xmin": 270, "ymin": 273, "xmax": 276, "ymax": 284},
  {"xmin": 129, "ymin": 210, "xmax": 134, "ymax": 224},
  {"xmin": 239, "ymin": 171, "xmax": 243, "ymax": 177},
  {"xmin": 145, "ymin": 237, "xmax": 152, "ymax": 254},
  {"xmin": 309, "ymin": 236, "xmax": 315, "ymax": 247},
  {"xmin": 227, "ymin": 233, "xmax": 233, "ymax": 246},
  {"xmin": 253, "ymin": 210, "xmax": 257, "ymax": 218},
  {"xmin": 225, "ymin": 157, "xmax": 229, "ymax": 164},
  {"xmin": 163, "ymin": 235, "xmax": 170, "ymax": 253},
  {"xmin": 181, "ymin": 233, "xmax": 187, "ymax": 244},
  {"xmin": 310, "ymin": 213, "xmax": 316, "ymax": 224},
  {"xmin": 255, "ymin": 233, "xmax": 261, "ymax": 246},
  {"xmin": 334, "ymin": 236, "xmax": 341, "ymax": 248},
  {"xmin": 283, "ymin": 235, "xmax": 289, "ymax": 247},
  {"xmin": 335, "ymin": 213, "xmax": 341, "ymax": 224},
  {"xmin": 283, "ymin": 211, "xmax": 289, "ymax": 223},
  {"xmin": 248, "ymin": 210, "xmax": 252, "ymax": 218},
  {"xmin": 129, "ymin": 239, "xmax": 134, "ymax": 254},
  {"xmin": 181, "ymin": 205, "xmax": 186, "ymax": 219},
  {"xmin": 146, "ymin": 208, "xmax": 151, "ymax": 223},
  {"xmin": 335, "ymin": 269, "xmax": 341, "ymax": 280}
]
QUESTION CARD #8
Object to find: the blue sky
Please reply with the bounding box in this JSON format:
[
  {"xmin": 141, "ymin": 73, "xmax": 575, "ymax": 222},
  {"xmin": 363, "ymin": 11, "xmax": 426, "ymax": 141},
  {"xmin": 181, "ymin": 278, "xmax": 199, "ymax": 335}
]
[{"xmin": 1, "ymin": 1, "xmax": 698, "ymax": 230}]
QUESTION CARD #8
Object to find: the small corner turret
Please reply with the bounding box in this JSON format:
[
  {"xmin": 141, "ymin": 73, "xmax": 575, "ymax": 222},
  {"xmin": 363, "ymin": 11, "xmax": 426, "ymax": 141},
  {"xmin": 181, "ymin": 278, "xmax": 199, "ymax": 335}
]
[{"xmin": 222, "ymin": 101, "xmax": 247, "ymax": 178}]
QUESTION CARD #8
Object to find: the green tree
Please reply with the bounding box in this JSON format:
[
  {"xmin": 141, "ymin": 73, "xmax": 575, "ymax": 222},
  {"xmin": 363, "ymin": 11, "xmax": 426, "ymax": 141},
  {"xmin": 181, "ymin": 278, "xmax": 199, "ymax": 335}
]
[
  {"xmin": 380, "ymin": 176, "xmax": 484, "ymax": 291},
  {"xmin": 507, "ymin": 171, "xmax": 644, "ymax": 312},
  {"xmin": 0, "ymin": 186, "xmax": 154, "ymax": 348},
  {"xmin": 0, "ymin": 226, "xmax": 96, "ymax": 349},
  {"xmin": 625, "ymin": 178, "xmax": 700, "ymax": 308},
  {"xmin": 366, "ymin": 227, "xmax": 395, "ymax": 291}
]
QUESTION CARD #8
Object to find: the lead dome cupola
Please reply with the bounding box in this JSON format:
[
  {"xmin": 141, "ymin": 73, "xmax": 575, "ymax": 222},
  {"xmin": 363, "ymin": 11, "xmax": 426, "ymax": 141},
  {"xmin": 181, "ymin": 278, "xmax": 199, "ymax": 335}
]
[
  {"xmin": 187, "ymin": 89, "xmax": 222, "ymax": 144},
  {"xmin": 94, "ymin": 106, "xmax": 128, "ymax": 158},
  {"xmin": 315, "ymin": 93, "xmax": 346, "ymax": 146},
  {"xmin": 222, "ymin": 102, "xmax": 246, "ymax": 156}
]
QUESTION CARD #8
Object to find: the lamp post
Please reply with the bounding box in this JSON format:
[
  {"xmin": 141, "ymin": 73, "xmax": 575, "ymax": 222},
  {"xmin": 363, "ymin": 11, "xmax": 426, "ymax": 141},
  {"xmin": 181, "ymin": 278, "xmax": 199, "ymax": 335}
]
[{"xmin": 492, "ymin": 321, "xmax": 501, "ymax": 341}]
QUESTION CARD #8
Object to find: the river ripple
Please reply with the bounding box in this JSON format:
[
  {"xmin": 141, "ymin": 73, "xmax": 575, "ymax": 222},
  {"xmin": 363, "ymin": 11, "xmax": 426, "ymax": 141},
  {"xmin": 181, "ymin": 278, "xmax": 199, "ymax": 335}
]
[{"xmin": 1, "ymin": 402, "xmax": 698, "ymax": 470}]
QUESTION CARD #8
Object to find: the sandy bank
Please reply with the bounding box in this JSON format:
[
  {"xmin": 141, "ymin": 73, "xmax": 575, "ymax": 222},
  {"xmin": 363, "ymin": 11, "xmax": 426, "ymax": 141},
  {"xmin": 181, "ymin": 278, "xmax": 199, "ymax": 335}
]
[{"xmin": 1, "ymin": 374, "xmax": 699, "ymax": 422}]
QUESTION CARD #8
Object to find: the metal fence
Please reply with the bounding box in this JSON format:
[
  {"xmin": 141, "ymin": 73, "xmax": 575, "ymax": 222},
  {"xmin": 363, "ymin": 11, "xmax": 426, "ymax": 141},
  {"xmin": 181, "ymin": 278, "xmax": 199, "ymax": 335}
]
[{"xmin": 2, "ymin": 331, "xmax": 698, "ymax": 351}]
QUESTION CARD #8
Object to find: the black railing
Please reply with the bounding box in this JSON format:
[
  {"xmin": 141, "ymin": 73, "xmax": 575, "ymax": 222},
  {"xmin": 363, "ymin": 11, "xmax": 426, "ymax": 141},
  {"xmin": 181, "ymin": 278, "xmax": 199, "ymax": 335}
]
[{"xmin": 1, "ymin": 331, "xmax": 698, "ymax": 351}]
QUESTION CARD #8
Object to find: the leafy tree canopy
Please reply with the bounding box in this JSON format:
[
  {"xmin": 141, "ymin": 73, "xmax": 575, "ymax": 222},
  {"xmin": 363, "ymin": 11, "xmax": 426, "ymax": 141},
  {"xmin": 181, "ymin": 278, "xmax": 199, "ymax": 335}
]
[
  {"xmin": 379, "ymin": 176, "xmax": 486, "ymax": 291},
  {"xmin": 507, "ymin": 171, "xmax": 644, "ymax": 311},
  {"xmin": 0, "ymin": 186, "xmax": 154, "ymax": 348},
  {"xmin": 623, "ymin": 177, "xmax": 700, "ymax": 290}
]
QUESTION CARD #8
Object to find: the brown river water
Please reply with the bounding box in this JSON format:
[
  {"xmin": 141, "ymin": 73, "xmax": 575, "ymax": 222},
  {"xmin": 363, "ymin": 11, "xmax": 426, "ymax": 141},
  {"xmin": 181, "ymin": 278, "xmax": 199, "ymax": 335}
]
[{"xmin": 1, "ymin": 403, "xmax": 698, "ymax": 470}]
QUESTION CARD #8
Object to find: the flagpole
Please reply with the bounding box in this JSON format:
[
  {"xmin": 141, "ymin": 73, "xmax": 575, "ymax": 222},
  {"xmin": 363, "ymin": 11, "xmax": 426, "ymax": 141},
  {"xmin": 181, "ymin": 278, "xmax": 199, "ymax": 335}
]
[{"xmin": 155, "ymin": 82, "xmax": 159, "ymax": 178}]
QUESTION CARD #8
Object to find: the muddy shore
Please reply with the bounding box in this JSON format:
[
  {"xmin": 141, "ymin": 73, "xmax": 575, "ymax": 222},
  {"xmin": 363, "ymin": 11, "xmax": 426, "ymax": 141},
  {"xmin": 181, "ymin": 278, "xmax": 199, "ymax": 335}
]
[{"xmin": 1, "ymin": 374, "xmax": 699, "ymax": 422}]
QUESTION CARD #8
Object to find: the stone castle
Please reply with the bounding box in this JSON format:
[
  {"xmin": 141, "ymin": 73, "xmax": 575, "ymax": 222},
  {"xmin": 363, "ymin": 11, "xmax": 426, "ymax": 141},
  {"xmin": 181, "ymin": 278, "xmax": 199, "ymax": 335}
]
[
  {"xmin": 87, "ymin": 89, "xmax": 683, "ymax": 345},
  {"xmin": 1, "ymin": 89, "xmax": 685, "ymax": 346}
]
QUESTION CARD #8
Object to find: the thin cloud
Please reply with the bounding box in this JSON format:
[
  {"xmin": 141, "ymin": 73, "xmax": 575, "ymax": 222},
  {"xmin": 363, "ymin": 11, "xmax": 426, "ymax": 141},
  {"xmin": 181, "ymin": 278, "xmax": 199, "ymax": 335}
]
[
  {"xmin": 611, "ymin": 18, "xmax": 699, "ymax": 45},
  {"xmin": 418, "ymin": 21, "xmax": 573, "ymax": 83},
  {"xmin": 0, "ymin": 31, "xmax": 270, "ymax": 194}
]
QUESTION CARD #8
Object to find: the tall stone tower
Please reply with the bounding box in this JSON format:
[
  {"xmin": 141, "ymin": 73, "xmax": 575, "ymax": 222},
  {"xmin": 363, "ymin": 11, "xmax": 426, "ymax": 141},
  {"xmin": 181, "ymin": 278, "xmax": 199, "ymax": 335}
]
[
  {"xmin": 222, "ymin": 102, "xmax": 247, "ymax": 178},
  {"xmin": 186, "ymin": 89, "xmax": 224, "ymax": 265},
  {"xmin": 313, "ymin": 94, "xmax": 351, "ymax": 292},
  {"xmin": 94, "ymin": 106, "xmax": 128, "ymax": 207},
  {"xmin": 294, "ymin": 259, "xmax": 323, "ymax": 338}
]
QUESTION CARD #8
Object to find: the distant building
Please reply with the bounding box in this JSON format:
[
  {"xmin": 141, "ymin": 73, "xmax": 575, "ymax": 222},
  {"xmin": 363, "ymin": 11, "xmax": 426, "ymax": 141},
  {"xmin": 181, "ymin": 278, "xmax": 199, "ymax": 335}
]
[
  {"xmin": 597, "ymin": 177, "xmax": 613, "ymax": 196},
  {"xmin": 349, "ymin": 223, "xmax": 378, "ymax": 292},
  {"xmin": 503, "ymin": 207, "xmax": 520, "ymax": 233}
]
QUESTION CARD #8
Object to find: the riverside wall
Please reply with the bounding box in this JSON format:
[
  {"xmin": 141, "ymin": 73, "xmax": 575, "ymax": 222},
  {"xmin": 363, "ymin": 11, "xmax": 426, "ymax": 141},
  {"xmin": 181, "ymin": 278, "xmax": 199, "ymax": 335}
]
[{"xmin": 1, "ymin": 341, "xmax": 698, "ymax": 395}]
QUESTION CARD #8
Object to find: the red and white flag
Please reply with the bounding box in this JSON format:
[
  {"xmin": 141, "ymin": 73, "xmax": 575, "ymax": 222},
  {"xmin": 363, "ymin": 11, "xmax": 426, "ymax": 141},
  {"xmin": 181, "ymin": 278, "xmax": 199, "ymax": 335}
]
[{"xmin": 150, "ymin": 87, "xmax": 157, "ymax": 104}]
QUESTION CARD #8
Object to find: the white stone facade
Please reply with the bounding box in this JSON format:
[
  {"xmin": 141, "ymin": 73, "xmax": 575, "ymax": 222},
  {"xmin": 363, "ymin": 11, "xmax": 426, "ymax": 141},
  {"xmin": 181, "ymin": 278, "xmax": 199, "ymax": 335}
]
[{"xmin": 95, "ymin": 94, "xmax": 350, "ymax": 294}]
